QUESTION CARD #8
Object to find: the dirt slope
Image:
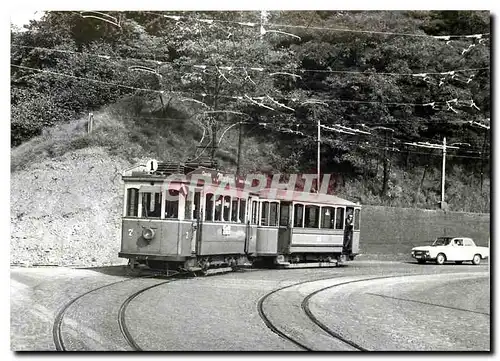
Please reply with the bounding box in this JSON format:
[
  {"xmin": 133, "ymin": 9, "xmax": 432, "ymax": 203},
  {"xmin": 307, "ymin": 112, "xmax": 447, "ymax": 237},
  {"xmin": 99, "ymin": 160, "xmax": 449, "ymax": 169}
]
[{"xmin": 11, "ymin": 147, "xmax": 132, "ymax": 266}]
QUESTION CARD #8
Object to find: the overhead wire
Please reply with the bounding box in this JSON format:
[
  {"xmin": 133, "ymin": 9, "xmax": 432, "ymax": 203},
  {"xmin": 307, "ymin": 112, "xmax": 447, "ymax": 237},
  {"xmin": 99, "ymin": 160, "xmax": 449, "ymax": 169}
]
[
  {"xmin": 144, "ymin": 11, "xmax": 490, "ymax": 39},
  {"xmin": 12, "ymin": 44, "xmax": 489, "ymax": 79},
  {"xmin": 14, "ymin": 63, "xmax": 479, "ymax": 110}
]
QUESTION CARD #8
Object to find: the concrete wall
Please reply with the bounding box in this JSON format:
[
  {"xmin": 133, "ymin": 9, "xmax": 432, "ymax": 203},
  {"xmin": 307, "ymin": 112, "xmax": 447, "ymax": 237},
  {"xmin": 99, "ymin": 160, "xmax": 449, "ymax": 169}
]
[{"xmin": 360, "ymin": 205, "xmax": 490, "ymax": 256}]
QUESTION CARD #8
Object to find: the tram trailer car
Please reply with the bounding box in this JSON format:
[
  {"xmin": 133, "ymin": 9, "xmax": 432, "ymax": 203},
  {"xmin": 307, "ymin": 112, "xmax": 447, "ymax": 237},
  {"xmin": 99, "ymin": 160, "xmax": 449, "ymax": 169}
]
[
  {"xmin": 118, "ymin": 162, "xmax": 361, "ymax": 271},
  {"xmin": 254, "ymin": 189, "xmax": 361, "ymax": 267}
]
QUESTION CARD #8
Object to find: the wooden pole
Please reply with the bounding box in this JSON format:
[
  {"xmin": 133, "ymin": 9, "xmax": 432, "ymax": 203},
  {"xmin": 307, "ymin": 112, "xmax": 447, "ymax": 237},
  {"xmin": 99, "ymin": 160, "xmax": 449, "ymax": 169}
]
[
  {"xmin": 317, "ymin": 117, "xmax": 321, "ymax": 191},
  {"xmin": 441, "ymin": 137, "xmax": 446, "ymax": 206},
  {"xmin": 236, "ymin": 122, "xmax": 242, "ymax": 176},
  {"xmin": 87, "ymin": 113, "xmax": 94, "ymax": 133}
]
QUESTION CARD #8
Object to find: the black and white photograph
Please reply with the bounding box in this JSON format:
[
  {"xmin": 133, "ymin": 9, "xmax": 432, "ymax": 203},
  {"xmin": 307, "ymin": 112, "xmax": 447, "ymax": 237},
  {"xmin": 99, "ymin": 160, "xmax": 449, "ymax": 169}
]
[{"xmin": 9, "ymin": 6, "xmax": 491, "ymax": 352}]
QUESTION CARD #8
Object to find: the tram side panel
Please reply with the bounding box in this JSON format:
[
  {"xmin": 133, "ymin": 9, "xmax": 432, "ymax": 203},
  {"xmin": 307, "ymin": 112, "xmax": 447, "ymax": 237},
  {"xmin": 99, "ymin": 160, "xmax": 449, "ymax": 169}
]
[
  {"xmin": 121, "ymin": 219, "xmax": 192, "ymax": 259},
  {"xmin": 255, "ymin": 227, "xmax": 279, "ymax": 255},
  {"xmin": 198, "ymin": 223, "xmax": 247, "ymax": 255},
  {"xmin": 288, "ymin": 228, "xmax": 344, "ymax": 254},
  {"xmin": 121, "ymin": 218, "xmax": 163, "ymax": 255},
  {"xmin": 352, "ymin": 230, "xmax": 360, "ymax": 255}
]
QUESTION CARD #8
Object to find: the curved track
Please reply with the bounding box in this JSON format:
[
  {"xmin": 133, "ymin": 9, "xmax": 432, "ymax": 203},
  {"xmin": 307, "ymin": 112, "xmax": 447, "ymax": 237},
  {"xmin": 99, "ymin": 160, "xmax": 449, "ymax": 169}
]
[
  {"xmin": 53, "ymin": 271, "xmax": 177, "ymax": 351},
  {"xmin": 257, "ymin": 275, "xmax": 404, "ymax": 351},
  {"xmin": 118, "ymin": 279, "xmax": 175, "ymax": 351}
]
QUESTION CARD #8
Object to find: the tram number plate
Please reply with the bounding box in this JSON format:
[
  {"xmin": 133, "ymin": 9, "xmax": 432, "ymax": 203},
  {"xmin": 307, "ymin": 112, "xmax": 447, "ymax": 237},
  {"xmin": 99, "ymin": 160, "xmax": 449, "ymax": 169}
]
[{"xmin": 222, "ymin": 225, "xmax": 231, "ymax": 236}]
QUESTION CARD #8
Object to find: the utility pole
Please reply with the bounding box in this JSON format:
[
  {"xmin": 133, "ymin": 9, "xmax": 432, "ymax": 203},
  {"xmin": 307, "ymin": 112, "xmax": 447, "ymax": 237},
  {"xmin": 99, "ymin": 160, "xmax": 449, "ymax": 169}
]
[
  {"xmin": 405, "ymin": 138, "xmax": 466, "ymax": 210},
  {"xmin": 381, "ymin": 130, "xmax": 391, "ymax": 197},
  {"xmin": 365, "ymin": 126, "xmax": 394, "ymax": 197},
  {"xmin": 260, "ymin": 10, "xmax": 268, "ymax": 40},
  {"xmin": 236, "ymin": 121, "xmax": 243, "ymax": 177},
  {"xmin": 480, "ymin": 130, "xmax": 488, "ymax": 192},
  {"xmin": 317, "ymin": 117, "xmax": 321, "ymax": 190},
  {"xmin": 469, "ymin": 119, "xmax": 490, "ymax": 192},
  {"xmin": 441, "ymin": 137, "xmax": 446, "ymax": 206},
  {"xmin": 301, "ymin": 100, "xmax": 328, "ymax": 191},
  {"xmin": 210, "ymin": 73, "xmax": 220, "ymax": 168},
  {"xmin": 211, "ymin": 121, "xmax": 217, "ymax": 165}
]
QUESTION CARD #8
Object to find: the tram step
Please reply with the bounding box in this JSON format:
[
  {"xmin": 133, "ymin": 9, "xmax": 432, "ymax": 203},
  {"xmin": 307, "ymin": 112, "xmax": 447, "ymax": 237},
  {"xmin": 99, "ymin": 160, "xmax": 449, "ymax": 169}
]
[
  {"xmin": 279, "ymin": 261, "xmax": 340, "ymax": 269},
  {"xmin": 202, "ymin": 267, "xmax": 234, "ymax": 275}
]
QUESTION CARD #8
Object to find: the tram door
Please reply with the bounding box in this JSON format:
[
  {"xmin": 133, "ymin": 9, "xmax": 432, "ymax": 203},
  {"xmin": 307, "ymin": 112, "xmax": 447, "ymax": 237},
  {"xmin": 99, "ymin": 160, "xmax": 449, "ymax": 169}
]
[
  {"xmin": 245, "ymin": 197, "xmax": 258, "ymax": 254},
  {"xmin": 352, "ymin": 207, "xmax": 361, "ymax": 254},
  {"xmin": 345, "ymin": 206, "xmax": 361, "ymax": 255},
  {"xmin": 278, "ymin": 201, "xmax": 292, "ymax": 253},
  {"xmin": 192, "ymin": 191, "xmax": 202, "ymax": 254}
]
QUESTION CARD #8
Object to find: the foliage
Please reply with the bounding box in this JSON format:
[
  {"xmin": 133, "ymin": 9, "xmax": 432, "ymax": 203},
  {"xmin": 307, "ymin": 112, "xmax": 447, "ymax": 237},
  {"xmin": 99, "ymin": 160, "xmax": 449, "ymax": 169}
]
[{"xmin": 10, "ymin": 10, "xmax": 490, "ymax": 212}]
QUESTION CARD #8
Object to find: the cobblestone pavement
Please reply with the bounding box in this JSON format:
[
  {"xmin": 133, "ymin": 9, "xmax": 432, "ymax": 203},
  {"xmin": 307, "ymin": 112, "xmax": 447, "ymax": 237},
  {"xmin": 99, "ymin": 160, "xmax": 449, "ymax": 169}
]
[{"xmin": 10, "ymin": 261, "xmax": 490, "ymax": 351}]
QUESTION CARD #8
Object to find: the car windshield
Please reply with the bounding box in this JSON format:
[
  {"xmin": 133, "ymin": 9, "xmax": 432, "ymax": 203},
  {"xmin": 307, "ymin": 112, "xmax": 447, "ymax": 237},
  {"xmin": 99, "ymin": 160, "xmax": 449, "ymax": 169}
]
[{"xmin": 432, "ymin": 237, "xmax": 453, "ymax": 246}]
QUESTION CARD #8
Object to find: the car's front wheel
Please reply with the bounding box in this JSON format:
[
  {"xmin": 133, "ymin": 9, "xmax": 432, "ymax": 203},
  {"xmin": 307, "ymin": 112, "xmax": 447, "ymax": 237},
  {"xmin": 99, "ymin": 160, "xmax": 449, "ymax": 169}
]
[
  {"xmin": 472, "ymin": 254, "xmax": 481, "ymax": 265},
  {"xmin": 436, "ymin": 253, "xmax": 446, "ymax": 265}
]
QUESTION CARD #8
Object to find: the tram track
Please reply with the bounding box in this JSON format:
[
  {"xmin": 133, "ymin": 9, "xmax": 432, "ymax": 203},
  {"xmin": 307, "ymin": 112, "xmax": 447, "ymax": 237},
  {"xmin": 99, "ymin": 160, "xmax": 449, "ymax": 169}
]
[
  {"xmin": 118, "ymin": 279, "xmax": 178, "ymax": 351},
  {"xmin": 257, "ymin": 274, "xmax": 407, "ymax": 351},
  {"xmin": 51, "ymin": 268, "xmax": 487, "ymax": 351},
  {"xmin": 52, "ymin": 270, "xmax": 178, "ymax": 351}
]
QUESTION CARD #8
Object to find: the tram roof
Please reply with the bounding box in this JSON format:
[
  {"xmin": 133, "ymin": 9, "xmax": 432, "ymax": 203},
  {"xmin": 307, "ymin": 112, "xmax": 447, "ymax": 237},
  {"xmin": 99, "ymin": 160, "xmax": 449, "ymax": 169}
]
[{"xmin": 258, "ymin": 189, "xmax": 359, "ymax": 206}]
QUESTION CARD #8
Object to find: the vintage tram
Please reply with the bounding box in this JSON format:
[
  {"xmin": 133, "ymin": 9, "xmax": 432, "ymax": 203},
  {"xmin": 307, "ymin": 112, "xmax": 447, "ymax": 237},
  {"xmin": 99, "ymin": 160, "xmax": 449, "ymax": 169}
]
[{"xmin": 118, "ymin": 160, "xmax": 361, "ymax": 272}]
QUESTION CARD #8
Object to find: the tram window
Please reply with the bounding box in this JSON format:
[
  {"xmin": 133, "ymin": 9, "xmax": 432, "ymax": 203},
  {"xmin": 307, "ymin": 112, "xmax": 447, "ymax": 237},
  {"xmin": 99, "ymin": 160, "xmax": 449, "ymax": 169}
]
[
  {"xmin": 184, "ymin": 195, "xmax": 192, "ymax": 220},
  {"xmin": 142, "ymin": 192, "xmax": 162, "ymax": 218},
  {"xmin": 251, "ymin": 200, "xmax": 258, "ymax": 224},
  {"xmin": 223, "ymin": 196, "xmax": 231, "ymax": 221},
  {"xmin": 165, "ymin": 190, "xmax": 179, "ymax": 219},
  {"xmin": 321, "ymin": 207, "xmax": 335, "ymax": 229},
  {"xmin": 205, "ymin": 193, "xmax": 214, "ymax": 221},
  {"xmin": 279, "ymin": 203, "xmax": 289, "ymax": 226},
  {"xmin": 335, "ymin": 207, "xmax": 344, "ymax": 229},
  {"xmin": 126, "ymin": 188, "xmax": 139, "ymax": 217},
  {"xmin": 214, "ymin": 195, "xmax": 224, "ymax": 221},
  {"xmin": 294, "ymin": 204, "xmax": 304, "ymax": 227},
  {"xmin": 261, "ymin": 201, "xmax": 269, "ymax": 226},
  {"xmin": 239, "ymin": 199, "xmax": 247, "ymax": 223},
  {"xmin": 269, "ymin": 202, "xmax": 279, "ymax": 226},
  {"xmin": 305, "ymin": 205, "xmax": 320, "ymax": 228},
  {"xmin": 193, "ymin": 191, "xmax": 201, "ymax": 220},
  {"xmin": 231, "ymin": 199, "xmax": 239, "ymax": 222},
  {"xmin": 354, "ymin": 209, "xmax": 360, "ymax": 230}
]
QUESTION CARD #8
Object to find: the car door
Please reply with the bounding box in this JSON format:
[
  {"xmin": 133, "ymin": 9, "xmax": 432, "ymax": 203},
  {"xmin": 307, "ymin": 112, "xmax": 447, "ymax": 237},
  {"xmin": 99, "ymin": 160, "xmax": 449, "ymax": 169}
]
[
  {"xmin": 446, "ymin": 239, "xmax": 461, "ymax": 261},
  {"xmin": 462, "ymin": 238, "xmax": 476, "ymax": 260},
  {"xmin": 451, "ymin": 238, "xmax": 466, "ymax": 261}
]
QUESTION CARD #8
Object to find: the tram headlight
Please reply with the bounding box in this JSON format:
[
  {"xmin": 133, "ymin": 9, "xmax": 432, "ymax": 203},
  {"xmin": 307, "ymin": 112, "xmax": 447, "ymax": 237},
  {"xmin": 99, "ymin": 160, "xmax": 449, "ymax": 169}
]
[{"xmin": 142, "ymin": 227, "xmax": 155, "ymax": 241}]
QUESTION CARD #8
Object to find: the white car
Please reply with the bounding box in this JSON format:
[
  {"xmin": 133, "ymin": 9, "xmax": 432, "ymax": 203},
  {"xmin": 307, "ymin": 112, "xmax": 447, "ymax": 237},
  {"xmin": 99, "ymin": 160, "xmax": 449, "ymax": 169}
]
[{"xmin": 411, "ymin": 237, "xmax": 489, "ymax": 265}]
